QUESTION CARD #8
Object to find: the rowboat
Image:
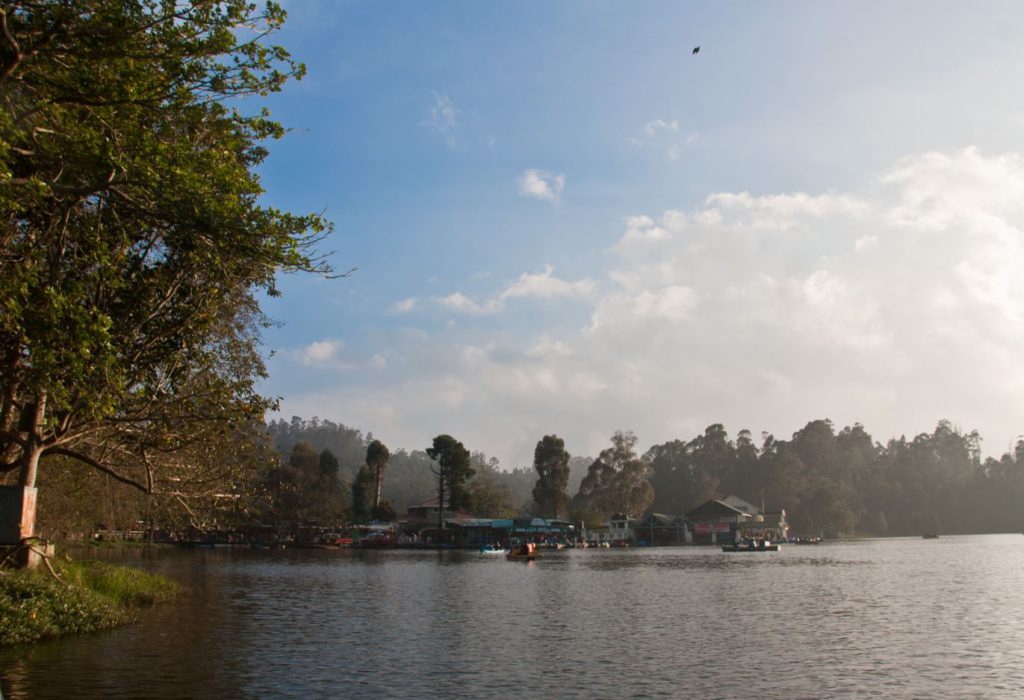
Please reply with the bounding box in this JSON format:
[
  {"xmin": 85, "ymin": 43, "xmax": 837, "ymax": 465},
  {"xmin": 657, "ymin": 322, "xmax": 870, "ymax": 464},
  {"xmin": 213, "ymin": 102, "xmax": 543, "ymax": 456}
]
[
  {"xmin": 506, "ymin": 542, "xmax": 541, "ymax": 560},
  {"xmin": 721, "ymin": 541, "xmax": 781, "ymax": 552}
]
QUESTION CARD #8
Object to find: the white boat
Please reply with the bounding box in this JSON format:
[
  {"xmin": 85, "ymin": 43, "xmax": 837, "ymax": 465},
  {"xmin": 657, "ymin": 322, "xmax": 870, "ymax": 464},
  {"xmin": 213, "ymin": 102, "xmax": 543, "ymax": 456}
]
[{"xmin": 479, "ymin": 544, "xmax": 507, "ymax": 556}]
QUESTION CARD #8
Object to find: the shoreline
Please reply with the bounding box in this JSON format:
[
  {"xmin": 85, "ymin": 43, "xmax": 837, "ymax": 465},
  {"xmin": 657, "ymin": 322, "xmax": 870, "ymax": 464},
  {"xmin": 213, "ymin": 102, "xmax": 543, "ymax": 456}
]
[{"xmin": 0, "ymin": 558, "xmax": 180, "ymax": 648}]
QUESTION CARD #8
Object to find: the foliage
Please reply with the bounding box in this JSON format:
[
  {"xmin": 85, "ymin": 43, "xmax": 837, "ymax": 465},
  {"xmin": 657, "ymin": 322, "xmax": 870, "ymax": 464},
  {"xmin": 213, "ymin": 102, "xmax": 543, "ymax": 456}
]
[
  {"xmin": 426, "ymin": 434, "xmax": 474, "ymax": 525},
  {"xmin": 366, "ymin": 439, "xmax": 390, "ymax": 509},
  {"xmin": 0, "ymin": 558, "xmax": 178, "ymax": 646},
  {"xmin": 350, "ymin": 465, "xmax": 374, "ymax": 523},
  {"xmin": 0, "ymin": 1, "xmax": 329, "ymax": 530},
  {"xmin": 262, "ymin": 441, "xmax": 348, "ymax": 533},
  {"xmin": 575, "ymin": 430, "xmax": 653, "ymax": 518},
  {"xmin": 265, "ymin": 417, "xmax": 369, "ymax": 483},
  {"xmin": 532, "ymin": 434, "xmax": 571, "ymax": 519},
  {"xmin": 467, "ymin": 453, "xmax": 516, "ymax": 518}
]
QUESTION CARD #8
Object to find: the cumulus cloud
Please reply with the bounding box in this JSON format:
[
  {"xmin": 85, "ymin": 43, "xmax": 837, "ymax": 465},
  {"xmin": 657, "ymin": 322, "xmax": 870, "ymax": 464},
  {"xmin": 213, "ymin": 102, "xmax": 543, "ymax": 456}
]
[
  {"xmin": 517, "ymin": 169, "xmax": 565, "ymax": 202},
  {"xmin": 438, "ymin": 291, "xmax": 498, "ymax": 315},
  {"xmin": 293, "ymin": 339, "xmax": 353, "ymax": 370},
  {"xmin": 437, "ymin": 266, "xmax": 596, "ymax": 315},
  {"xmin": 500, "ymin": 265, "xmax": 597, "ymax": 301}
]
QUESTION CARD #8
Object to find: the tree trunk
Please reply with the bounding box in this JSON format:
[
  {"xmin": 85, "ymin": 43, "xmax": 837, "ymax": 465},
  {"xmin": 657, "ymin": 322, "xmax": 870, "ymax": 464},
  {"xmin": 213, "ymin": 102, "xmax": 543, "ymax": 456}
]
[
  {"xmin": 436, "ymin": 478, "xmax": 445, "ymax": 545},
  {"xmin": 14, "ymin": 391, "xmax": 47, "ymax": 542}
]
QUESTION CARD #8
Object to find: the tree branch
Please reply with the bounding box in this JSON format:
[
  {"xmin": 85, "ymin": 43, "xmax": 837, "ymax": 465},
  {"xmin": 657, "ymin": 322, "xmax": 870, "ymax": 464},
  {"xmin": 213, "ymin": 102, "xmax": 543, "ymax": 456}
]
[{"xmin": 46, "ymin": 446, "xmax": 150, "ymax": 493}]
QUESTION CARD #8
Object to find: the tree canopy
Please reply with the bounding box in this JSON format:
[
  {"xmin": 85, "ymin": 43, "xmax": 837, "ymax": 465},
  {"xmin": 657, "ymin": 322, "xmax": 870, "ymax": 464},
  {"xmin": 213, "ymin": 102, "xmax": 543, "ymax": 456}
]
[
  {"xmin": 0, "ymin": 1, "xmax": 329, "ymax": 529},
  {"xmin": 575, "ymin": 430, "xmax": 653, "ymax": 518},
  {"xmin": 532, "ymin": 434, "xmax": 570, "ymax": 519},
  {"xmin": 426, "ymin": 434, "xmax": 473, "ymax": 532}
]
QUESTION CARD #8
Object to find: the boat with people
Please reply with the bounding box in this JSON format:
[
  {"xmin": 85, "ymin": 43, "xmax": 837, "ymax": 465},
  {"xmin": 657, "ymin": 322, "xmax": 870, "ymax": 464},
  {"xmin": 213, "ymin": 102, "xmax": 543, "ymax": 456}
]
[
  {"xmin": 721, "ymin": 540, "xmax": 781, "ymax": 552},
  {"xmin": 479, "ymin": 544, "xmax": 507, "ymax": 556},
  {"xmin": 506, "ymin": 541, "xmax": 541, "ymax": 560}
]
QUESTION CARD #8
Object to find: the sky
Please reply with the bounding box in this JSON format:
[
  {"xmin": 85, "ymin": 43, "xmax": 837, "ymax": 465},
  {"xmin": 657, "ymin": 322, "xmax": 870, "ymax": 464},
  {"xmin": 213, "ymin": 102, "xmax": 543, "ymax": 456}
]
[{"xmin": 253, "ymin": 1, "xmax": 1024, "ymax": 468}]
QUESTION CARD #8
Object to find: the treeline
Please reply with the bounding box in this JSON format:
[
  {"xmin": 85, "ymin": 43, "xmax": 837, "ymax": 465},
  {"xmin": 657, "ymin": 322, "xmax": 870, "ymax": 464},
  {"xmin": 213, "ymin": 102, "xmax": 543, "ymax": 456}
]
[
  {"xmin": 34, "ymin": 416, "xmax": 1024, "ymax": 539},
  {"xmin": 265, "ymin": 416, "xmax": 1024, "ymax": 536},
  {"xmin": 264, "ymin": 417, "xmax": 590, "ymax": 525},
  {"xmin": 643, "ymin": 419, "xmax": 1022, "ymax": 536}
]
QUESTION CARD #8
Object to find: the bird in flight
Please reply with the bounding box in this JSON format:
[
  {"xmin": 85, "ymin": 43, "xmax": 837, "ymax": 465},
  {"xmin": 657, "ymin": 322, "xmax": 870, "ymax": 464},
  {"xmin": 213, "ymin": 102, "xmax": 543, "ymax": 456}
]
[{"xmin": 692, "ymin": 46, "xmax": 700, "ymax": 55}]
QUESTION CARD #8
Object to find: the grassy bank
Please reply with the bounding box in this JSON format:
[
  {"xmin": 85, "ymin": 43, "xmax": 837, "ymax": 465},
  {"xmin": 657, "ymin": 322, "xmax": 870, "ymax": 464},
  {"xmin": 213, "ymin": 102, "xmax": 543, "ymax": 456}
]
[{"xmin": 0, "ymin": 559, "xmax": 180, "ymax": 647}]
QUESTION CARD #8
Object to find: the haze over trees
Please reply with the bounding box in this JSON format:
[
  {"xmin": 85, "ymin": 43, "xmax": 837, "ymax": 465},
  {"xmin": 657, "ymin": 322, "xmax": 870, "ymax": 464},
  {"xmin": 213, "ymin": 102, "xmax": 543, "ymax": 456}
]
[
  {"xmin": 0, "ymin": 1, "xmax": 329, "ymax": 539},
  {"xmin": 574, "ymin": 430, "xmax": 655, "ymax": 521},
  {"xmin": 25, "ymin": 406, "xmax": 1024, "ymax": 540}
]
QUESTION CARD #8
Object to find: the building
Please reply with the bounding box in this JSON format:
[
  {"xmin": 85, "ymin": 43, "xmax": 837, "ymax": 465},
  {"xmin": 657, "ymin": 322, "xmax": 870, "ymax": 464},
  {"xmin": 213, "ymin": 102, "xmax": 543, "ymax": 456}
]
[
  {"xmin": 604, "ymin": 513, "xmax": 640, "ymax": 545},
  {"xmin": 634, "ymin": 513, "xmax": 689, "ymax": 546},
  {"xmin": 685, "ymin": 499, "xmax": 748, "ymax": 545},
  {"xmin": 685, "ymin": 496, "xmax": 789, "ymax": 545}
]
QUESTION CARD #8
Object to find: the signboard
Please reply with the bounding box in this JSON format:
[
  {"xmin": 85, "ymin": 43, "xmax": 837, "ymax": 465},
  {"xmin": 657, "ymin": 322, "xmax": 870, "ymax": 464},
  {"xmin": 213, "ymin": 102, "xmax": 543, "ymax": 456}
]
[
  {"xmin": 693, "ymin": 522, "xmax": 731, "ymax": 534},
  {"xmin": 0, "ymin": 486, "xmax": 37, "ymax": 544}
]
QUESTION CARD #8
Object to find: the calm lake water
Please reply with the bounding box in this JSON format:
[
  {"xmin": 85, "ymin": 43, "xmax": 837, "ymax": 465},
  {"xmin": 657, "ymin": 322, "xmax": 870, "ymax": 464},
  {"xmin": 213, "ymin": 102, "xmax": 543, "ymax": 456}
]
[{"xmin": 2, "ymin": 534, "xmax": 1023, "ymax": 699}]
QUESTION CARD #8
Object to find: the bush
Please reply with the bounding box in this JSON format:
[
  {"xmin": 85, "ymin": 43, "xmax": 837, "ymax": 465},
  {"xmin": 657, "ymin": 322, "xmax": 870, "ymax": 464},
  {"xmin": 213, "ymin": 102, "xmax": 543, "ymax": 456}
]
[{"xmin": 0, "ymin": 559, "xmax": 179, "ymax": 647}]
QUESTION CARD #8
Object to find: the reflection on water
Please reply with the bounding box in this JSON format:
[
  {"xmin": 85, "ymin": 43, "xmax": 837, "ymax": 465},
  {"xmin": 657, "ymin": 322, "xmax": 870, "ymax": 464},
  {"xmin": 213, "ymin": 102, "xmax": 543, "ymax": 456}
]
[{"xmin": 2, "ymin": 535, "xmax": 1023, "ymax": 699}]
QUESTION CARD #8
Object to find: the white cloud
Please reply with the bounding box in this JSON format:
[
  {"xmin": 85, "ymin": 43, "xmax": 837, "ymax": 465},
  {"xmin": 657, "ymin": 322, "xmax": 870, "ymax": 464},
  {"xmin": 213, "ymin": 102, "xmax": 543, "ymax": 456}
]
[
  {"xmin": 644, "ymin": 118, "xmax": 678, "ymax": 136},
  {"xmin": 438, "ymin": 291, "xmax": 498, "ymax": 315},
  {"xmin": 629, "ymin": 118, "xmax": 697, "ymax": 160},
  {"xmin": 501, "ymin": 265, "xmax": 596, "ymax": 301},
  {"xmin": 423, "ymin": 92, "xmax": 459, "ymax": 145},
  {"xmin": 391, "ymin": 297, "xmax": 417, "ymax": 313},
  {"xmin": 705, "ymin": 191, "xmax": 869, "ymax": 229},
  {"xmin": 293, "ymin": 339, "xmax": 353, "ymax": 370},
  {"xmin": 437, "ymin": 266, "xmax": 596, "ymax": 315},
  {"xmin": 517, "ymin": 169, "xmax": 565, "ymax": 203}
]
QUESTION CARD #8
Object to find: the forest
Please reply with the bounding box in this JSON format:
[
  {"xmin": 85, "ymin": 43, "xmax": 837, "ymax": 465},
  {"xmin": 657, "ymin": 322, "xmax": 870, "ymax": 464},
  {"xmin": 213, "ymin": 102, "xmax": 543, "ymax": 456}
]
[{"xmin": 33, "ymin": 415, "xmax": 1024, "ymax": 540}]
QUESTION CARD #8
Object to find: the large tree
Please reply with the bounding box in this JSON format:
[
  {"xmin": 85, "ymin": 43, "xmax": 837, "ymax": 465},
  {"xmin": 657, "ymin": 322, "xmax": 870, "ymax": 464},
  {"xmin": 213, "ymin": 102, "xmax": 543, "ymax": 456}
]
[
  {"xmin": 0, "ymin": 1, "xmax": 330, "ymax": 541},
  {"xmin": 532, "ymin": 434, "xmax": 570, "ymax": 519},
  {"xmin": 426, "ymin": 434, "xmax": 473, "ymax": 537},
  {"xmin": 575, "ymin": 430, "xmax": 653, "ymax": 518},
  {"xmin": 365, "ymin": 439, "xmax": 389, "ymax": 510}
]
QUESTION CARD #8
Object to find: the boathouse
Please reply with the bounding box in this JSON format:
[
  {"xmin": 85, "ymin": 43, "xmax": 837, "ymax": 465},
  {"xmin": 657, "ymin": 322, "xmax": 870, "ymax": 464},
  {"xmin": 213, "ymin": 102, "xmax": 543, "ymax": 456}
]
[
  {"xmin": 685, "ymin": 499, "xmax": 747, "ymax": 545},
  {"xmin": 685, "ymin": 497, "xmax": 789, "ymax": 545}
]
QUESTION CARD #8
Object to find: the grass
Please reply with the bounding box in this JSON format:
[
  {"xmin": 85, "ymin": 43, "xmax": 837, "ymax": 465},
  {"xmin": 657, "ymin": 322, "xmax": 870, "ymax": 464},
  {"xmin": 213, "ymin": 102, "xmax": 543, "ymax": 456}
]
[{"xmin": 0, "ymin": 558, "xmax": 180, "ymax": 647}]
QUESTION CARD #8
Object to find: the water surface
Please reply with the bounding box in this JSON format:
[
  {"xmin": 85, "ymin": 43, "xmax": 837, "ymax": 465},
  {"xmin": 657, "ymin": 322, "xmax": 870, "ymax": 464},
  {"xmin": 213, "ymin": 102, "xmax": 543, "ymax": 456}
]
[{"xmin": 2, "ymin": 535, "xmax": 1022, "ymax": 698}]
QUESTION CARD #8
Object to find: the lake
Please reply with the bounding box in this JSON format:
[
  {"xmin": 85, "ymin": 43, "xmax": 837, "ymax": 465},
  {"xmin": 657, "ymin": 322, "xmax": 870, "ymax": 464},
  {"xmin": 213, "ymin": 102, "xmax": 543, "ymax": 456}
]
[{"xmin": 2, "ymin": 534, "xmax": 1023, "ymax": 699}]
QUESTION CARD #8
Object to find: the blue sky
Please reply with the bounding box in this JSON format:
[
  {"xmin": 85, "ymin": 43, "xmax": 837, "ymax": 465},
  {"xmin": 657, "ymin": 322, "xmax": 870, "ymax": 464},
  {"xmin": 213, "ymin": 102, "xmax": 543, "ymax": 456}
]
[{"xmin": 254, "ymin": 1, "xmax": 1024, "ymax": 467}]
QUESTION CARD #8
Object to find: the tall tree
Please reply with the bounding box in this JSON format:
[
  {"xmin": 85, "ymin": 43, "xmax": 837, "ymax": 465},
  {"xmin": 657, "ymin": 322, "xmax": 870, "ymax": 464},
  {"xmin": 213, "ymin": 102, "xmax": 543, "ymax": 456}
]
[
  {"xmin": 575, "ymin": 430, "xmax": 653, "ymax": 518},
  {"xmin": 426, "ymin": 434, "xmax": 473, "ymax": 537},
  {"xmin": 365, "ymin": 439, "xmax": 390, "ymax": 510},
  {"xmin": 532, "ymin": 434, "xmax": 571, "ymax": 519},
  {"xmin": 350, "ymin": 465, "xmax": 374, "ymax": 523},
  {"xmin": 0, "ymin": 1, "xmax": 331, "ymax": 543}
]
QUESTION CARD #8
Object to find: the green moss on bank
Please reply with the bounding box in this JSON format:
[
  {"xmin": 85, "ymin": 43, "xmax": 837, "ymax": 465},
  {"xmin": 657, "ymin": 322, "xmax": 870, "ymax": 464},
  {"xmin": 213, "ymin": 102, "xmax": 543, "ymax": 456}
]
[{"xmin": 0, "ymin": 560, "xmax": 180, "ymax": 647}]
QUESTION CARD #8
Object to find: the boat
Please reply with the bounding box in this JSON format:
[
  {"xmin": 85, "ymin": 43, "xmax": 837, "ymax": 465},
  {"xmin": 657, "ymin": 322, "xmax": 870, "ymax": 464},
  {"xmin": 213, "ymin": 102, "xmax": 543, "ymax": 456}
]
[
  {"xmin": 479, "ymin": 544, "xmax": 506, "ymax": 556},
  {"xmin": 721, "ymin": 540, "xmax": 781, "ymax": 552},
  {"xmin": 359, "ymin": 531, "xmax": 397, "ymax": 547},
  {"xmin": 506, "ymin": 542, "xmax": 541, "ymax": 560}
]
